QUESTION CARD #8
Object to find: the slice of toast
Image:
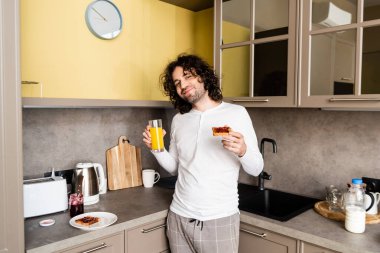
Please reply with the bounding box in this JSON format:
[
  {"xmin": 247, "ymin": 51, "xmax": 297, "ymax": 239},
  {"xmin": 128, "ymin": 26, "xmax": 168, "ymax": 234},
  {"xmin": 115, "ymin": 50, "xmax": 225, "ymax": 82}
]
[
  {"xmin": 75, "ymin": 216, "xmax": 100, "ymax": 226},
  {"xmin": 212, "ymin": 127, "xmax": 231, "ymax": 136}
]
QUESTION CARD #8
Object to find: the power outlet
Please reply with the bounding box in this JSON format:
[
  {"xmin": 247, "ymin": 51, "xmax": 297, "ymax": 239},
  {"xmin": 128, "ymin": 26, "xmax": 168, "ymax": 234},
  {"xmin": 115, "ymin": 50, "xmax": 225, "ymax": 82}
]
[{"xmin": 362, "ymin": 177, "xmax": 380, "ymax": 193}]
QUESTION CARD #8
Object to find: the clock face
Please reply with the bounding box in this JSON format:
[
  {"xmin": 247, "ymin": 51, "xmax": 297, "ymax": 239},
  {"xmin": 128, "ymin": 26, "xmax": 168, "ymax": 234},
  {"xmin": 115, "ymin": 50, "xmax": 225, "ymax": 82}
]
[{"xmin": 85, "ymin": 0, "xmax": 123, "ymax": 39}]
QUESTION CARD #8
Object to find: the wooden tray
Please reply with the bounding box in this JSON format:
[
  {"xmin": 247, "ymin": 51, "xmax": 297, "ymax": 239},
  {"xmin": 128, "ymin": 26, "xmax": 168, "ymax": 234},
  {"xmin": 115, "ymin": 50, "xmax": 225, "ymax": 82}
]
[{"xmin": 314, "ymin": 201, "xmax": 380, "ymax": 224}]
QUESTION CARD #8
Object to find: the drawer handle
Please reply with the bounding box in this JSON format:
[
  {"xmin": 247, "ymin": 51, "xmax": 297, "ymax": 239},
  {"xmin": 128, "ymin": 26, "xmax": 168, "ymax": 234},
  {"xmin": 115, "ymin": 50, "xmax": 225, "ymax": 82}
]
[
  {"xmin": 81, "ymin": 243, "xmax": 108, "ymax": 253},
  {"xmin": 340, "ymin": 77, "xmax": 352, "ymax": 81},
  {"xmin": 232, "ymin": 99, "xmax": 269, "ymax": 102},
  {"xmin": 329, "ymin": 98, "xmax": 380, "ymax": 102},
  {"xmin": 141, "ymin": 224, "xmax": 166, "ymax": 233},
  {"xmin": 240, "ymin": 228, "xmax": 267, "ymax": 238}
]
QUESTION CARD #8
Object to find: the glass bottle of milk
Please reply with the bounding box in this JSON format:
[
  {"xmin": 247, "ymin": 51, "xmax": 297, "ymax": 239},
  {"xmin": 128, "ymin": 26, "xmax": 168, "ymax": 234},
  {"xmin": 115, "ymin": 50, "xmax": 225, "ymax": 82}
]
[{"xmin": 344, "ymin": 178, "xmax": 366, "ymax": 233}]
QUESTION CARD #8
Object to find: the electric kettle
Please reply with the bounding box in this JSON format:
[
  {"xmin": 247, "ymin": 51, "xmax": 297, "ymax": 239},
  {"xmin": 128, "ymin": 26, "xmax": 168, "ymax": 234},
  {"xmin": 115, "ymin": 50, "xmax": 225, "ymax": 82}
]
[{"xmin": 72, "ymin": 163, "xmax": 106, "ymax": 205}]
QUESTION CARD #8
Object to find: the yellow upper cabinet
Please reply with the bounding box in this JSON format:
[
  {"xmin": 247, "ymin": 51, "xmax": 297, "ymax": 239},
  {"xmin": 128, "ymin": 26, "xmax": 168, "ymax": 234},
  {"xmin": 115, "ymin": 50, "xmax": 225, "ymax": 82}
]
[{"xmin": 21, "ymin": 0, "xmax": 213, "ymax": 101}]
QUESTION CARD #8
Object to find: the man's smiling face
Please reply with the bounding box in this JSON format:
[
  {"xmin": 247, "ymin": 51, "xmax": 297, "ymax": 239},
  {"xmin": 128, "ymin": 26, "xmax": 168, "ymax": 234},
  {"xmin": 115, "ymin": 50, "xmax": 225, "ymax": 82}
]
[{"xmin": 172, "ymin": 66, "xmax": 207, "ymax": 104}]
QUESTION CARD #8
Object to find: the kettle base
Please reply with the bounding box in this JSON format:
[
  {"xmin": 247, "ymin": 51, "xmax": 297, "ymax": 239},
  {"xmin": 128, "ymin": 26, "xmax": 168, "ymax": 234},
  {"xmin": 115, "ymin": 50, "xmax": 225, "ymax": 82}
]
[{"xmin": 84, "ymin": 194, "xmax": 99, "ymax": 205}]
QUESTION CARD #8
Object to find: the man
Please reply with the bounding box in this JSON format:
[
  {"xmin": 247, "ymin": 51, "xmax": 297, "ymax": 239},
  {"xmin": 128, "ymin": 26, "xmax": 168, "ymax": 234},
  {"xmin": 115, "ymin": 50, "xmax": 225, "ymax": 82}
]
[{"xmin": 142, "ymin": 54, "xmax": 263, "ymax": 253}]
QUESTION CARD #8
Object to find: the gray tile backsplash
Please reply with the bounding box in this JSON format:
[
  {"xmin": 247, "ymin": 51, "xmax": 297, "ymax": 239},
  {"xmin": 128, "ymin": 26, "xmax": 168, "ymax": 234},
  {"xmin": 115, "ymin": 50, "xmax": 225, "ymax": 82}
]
[
  {"xmin": 22, "ymin": 108, "xmax": 171, "ymax": 179},
  {"xmin": 241, "ymin": 108, "xmax": 380, "ymax": 198},
  {"xmin": 23, "ymin": 107, "xmax": 380, "ymax": 198}
]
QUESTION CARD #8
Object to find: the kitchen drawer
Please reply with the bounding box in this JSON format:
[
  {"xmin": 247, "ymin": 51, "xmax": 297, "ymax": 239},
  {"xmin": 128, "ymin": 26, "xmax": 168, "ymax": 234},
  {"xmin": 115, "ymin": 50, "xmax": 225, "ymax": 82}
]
[
  {"xmin": 126, "ymin": 218, "xmax": 169, "ymax": 253},
  {"xmin": 300, "ymin": 241, "xmax": 340, "ymax": 253},
  {"xmin": 58, "ymin": 232, "xmax": 124, "ymax": 253},
  {"xmin": 239, "ymin": 222, "xmax": 297, "ymax": 253}
]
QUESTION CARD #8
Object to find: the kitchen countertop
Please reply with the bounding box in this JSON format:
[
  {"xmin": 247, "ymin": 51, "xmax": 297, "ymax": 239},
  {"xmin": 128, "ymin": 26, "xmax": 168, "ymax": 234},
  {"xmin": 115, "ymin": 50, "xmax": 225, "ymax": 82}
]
[{"xmin": 25, "ymin": 186, "xmax": 380, "ymax": 253}]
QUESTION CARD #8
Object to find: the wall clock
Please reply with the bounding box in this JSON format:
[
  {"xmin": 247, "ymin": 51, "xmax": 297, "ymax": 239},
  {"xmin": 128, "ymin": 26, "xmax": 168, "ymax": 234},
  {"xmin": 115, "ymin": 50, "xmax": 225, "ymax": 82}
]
[{"xmin": 85, "ymin": 0, "xmax": 123, "ymax": 40}]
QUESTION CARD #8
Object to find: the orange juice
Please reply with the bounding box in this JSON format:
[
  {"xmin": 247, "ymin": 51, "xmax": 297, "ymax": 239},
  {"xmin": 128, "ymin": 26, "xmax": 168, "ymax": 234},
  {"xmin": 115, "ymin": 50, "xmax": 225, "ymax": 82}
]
[{"xmin": 150, "ymin": 127, "xmax": 164, "ymax": 152}]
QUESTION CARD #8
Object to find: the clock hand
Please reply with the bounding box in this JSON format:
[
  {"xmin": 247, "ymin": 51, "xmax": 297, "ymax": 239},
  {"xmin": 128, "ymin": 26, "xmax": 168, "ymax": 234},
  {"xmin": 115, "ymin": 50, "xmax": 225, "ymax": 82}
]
[{"xmin": 91, "ymin": 7, "xmax": 107, "ymax": 21}]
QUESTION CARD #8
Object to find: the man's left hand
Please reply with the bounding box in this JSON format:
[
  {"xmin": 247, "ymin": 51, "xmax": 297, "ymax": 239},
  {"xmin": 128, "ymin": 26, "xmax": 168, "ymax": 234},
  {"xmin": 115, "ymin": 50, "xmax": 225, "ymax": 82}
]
[{"xmin": 222, "ymin": 130, "xmax": 247, "ymax": 157}]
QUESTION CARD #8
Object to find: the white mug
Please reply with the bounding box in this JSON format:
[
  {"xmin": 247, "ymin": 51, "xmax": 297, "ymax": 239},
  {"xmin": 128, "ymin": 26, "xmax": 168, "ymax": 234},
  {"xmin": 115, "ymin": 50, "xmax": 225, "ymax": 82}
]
[
  {"xmin": 365, "ymin": 192, "xmax": 380, "ymax": 215},
  {"xmin": 142, "ymin": 169, "xmax": 160, "ymax": 188}
]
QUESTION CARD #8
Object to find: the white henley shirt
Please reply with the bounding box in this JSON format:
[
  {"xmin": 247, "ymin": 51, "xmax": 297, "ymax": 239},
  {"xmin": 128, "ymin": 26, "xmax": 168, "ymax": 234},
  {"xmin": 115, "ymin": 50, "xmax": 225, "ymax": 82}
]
[{"xmin": 153, "ymin": 102, "xmax": 263, "ymax": 221}]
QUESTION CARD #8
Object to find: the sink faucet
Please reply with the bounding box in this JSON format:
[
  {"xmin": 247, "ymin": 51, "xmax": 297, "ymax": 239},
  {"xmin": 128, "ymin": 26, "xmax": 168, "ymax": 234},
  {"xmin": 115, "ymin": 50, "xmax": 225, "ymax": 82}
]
[{"xmin": 258, "ymin": 138, "xmax": 277, "ymax": 190}]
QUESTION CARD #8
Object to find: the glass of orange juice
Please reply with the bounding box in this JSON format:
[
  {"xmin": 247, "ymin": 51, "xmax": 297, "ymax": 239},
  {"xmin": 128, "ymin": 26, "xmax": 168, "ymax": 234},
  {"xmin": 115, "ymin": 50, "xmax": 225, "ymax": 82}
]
[{"xmin": 149, "ymin": 119, "xmax": 164, "ymax": 152}]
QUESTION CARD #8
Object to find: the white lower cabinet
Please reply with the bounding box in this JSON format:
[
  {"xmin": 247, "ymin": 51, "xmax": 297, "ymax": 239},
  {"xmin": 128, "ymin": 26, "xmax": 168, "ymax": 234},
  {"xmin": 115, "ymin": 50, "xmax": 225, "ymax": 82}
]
[
  {"xmin": 125, "ymin": 218, "xmax": 169, "ymax": 253},
  {"xmin": 59, "ymin": 232, "xmax": 124, "ymax": 253},
  {"xmin": 300, "ymin": 241, "xmax": 340, "ymax": 253},
  {"xmin": 239, "ymin": 223, "xmax": 297, "ymax": 253}
]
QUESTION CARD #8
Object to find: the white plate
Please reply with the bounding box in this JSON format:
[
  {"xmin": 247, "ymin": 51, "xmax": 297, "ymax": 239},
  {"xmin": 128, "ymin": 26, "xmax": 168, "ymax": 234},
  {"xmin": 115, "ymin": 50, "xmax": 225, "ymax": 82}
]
[{"xmin": 69, "ymin": 212, "xmax": 117, "ymax": 231}]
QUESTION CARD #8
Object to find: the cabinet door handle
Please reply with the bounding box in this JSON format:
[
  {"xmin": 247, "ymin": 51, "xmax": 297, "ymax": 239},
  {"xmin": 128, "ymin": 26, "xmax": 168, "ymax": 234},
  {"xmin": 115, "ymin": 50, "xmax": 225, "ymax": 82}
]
[
  {"xmin": 340, "ymin": 77, "xmax": 352, "ymax": 81},
  {"xmin": 21, "ymin": 81, "xmax": 39, "ymax": 84},
  {"xmin": 81, "ymin": 243, "xmax": 108, "ymax": 253},
  {"xmin": 232, "ymin": 99, "xmax": 269, "ymax": 102},
  {"xmin": 329, "ymin": 98, "xmax": 380, "ymax": 102},
  {"xmin": 240, "ymin": 228, "xmax": 267, "ymax": 238},
  {"xmin": 141, "ymin": 224, "xmax": 166, "ymax": 233}
]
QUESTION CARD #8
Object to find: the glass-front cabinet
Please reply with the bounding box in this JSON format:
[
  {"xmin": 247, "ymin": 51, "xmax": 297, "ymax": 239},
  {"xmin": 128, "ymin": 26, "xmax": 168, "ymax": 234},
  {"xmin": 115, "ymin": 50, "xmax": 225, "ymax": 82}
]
[
  {"xmin": 214, "ymin": 0, "xmax": 297, "ymax": 107},
  {"xmin": 300, "ymin": 0, "xmax": 380, "ymax": 108}
]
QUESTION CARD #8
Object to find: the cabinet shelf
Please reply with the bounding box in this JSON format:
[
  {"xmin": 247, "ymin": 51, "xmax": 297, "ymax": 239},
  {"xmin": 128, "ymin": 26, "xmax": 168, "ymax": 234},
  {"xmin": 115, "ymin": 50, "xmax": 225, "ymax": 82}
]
[{"xmin": 22, "ymin": 97, "xmax": 172, "ymax": 109}]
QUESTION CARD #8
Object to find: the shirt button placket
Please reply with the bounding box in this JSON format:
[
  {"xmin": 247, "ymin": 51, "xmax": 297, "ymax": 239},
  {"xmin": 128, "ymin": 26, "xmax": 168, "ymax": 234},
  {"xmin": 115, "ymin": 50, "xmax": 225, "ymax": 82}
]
[{"xmin": 197, "ymin": 114, "xmax": 204, "ymax": 145}]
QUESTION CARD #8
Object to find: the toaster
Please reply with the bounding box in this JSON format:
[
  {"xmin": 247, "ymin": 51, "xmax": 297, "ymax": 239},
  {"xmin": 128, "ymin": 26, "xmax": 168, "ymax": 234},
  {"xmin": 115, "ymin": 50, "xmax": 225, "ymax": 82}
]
[{"xmin": 23, "ymin": 176, "xmax": 68, "ymax": 218}]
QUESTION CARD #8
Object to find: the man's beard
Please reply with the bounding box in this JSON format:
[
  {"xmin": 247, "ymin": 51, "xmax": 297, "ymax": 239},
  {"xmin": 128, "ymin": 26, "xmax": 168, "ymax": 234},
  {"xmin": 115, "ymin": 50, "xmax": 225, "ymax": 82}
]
[{"xmin": 184, "ymin": 88, "xmax": 207, "ymax": 104}]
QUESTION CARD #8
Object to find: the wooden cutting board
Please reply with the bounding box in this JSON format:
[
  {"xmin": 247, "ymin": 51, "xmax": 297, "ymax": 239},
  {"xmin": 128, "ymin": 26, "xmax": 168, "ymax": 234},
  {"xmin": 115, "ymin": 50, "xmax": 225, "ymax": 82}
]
[
  {"xmin": 314, "ymin": 201, "xmax": 380, "ymax": 224},
  {"xmin": 106, "ymin": 136, "xmax": 142, "ymax": 190}
]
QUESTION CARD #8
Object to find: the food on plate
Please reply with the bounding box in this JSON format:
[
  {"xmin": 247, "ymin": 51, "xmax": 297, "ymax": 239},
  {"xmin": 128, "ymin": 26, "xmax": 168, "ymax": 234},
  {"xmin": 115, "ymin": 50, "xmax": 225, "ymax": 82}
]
[
  {"xmin": 75, "ymin": 216, "xmax": 100, "ymax": 226},
  {"xmin": 212, "ymin": 126, "xmax": 231, "ymax": 136}
]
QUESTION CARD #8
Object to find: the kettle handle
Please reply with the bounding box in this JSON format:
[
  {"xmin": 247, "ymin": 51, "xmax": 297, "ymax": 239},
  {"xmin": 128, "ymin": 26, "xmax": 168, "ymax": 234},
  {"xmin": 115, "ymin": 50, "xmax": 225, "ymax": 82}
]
[
  {"xmin": 93, "ymin": 163, "xmax": 106, "ymax": 192},
  {"xmin": 365, "ymin": 191, "xmax": 375, "ymax": 212}
]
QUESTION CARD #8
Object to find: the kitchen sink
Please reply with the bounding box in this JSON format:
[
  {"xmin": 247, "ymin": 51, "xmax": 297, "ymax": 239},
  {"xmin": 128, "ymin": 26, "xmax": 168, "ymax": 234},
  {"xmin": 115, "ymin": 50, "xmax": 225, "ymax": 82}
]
[{"xmin": 238, "ymin": 183, "xmax": 320, "ymax": 221}]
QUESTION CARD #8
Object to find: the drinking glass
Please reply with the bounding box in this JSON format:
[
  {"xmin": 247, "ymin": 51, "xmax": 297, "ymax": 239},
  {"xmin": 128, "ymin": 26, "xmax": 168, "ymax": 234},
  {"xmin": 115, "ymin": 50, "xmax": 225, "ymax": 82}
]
[
  {"xmin": 325, "ymin": 185, "xmax": 343, "ymax": 212},
  {"xmin": 149, "ymin": 119, "xmax": 164, "ymax": 152}
]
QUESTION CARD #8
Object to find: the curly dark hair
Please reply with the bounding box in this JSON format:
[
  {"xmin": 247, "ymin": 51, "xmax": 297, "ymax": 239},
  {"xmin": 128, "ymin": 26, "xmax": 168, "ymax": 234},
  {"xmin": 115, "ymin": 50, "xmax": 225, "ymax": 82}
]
[{"xmin": 159, "ymin": 54, "xmax": 223, "ymax": 114}]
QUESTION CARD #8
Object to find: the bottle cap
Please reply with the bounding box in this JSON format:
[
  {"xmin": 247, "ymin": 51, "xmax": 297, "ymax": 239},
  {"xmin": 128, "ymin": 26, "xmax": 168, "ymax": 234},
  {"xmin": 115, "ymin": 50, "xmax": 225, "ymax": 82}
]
[{"xmin": 352, "ymin": 178, "xmax": 363, "ymax": 185}]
